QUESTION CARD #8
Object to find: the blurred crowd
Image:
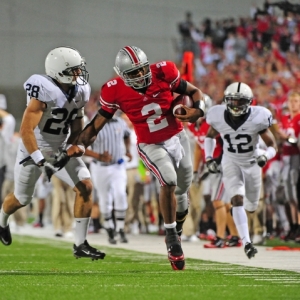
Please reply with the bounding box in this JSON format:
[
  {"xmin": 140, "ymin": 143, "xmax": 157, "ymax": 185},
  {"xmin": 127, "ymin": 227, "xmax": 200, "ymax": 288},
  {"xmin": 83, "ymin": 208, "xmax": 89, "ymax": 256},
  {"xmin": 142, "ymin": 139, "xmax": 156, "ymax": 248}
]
[{"xmin": 1, "ymin": 1, "xmax": 300, "ymax": 246}]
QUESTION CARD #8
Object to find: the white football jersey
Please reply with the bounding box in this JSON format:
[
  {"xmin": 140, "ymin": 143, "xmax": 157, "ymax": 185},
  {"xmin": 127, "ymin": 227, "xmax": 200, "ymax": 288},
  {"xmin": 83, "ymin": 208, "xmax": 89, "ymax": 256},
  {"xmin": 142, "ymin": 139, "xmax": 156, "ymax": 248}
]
[
  {"xmin": 23, "ymin": 74, "xmax": 91, "ymax": 149},
  {"xmin": 206, "ymin": 105, "xmax": 272, "ymax": 165}
]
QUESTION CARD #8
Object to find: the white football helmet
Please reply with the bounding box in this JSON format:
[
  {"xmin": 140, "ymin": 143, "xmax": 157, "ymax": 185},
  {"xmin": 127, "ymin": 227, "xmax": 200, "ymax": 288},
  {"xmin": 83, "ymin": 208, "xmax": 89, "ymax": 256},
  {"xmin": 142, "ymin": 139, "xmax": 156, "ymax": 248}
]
[
  {"xmin": 224, "ymin": 82, "xmax": 253, "ymax": 116},
  {"xmin": 113, "ymin": 46, "xmax": 152, "ymax": 89},
  {"xmin": 45, "ymin": 46, "xmax": 89, "ymax": 85}
]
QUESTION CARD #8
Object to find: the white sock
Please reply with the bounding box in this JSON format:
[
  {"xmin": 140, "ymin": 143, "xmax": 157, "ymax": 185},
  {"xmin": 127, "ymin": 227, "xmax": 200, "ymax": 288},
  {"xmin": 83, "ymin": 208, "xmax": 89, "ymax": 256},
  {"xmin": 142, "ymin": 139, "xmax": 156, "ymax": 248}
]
[
  {"xmin": 104, "ymin": 219, "xmax": 115, "ymax": 230},
  {"xmin": 0, "ymin": 209, "xmax": 10, "ymax": 228},
  {"xmin": 232, "ymin": 207, "xmax": 251, "ymax": 246},
  {"xmin": 74, "ymin": 217, "xmax": 90, "ymax": 246},
  {"xmin": 116, "ymin": 220, "xmax": 125, "ymax": 232},
  {"xmin": 164, "ymin": 222, "xmax": 176, "ymax": 229}
]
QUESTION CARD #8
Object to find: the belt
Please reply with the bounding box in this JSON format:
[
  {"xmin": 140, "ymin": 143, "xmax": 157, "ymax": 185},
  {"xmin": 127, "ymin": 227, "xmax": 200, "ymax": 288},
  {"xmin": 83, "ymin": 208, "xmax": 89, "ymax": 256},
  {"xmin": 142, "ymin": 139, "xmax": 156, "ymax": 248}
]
[
  {"xmin": 92, "ymin": 158, "xmax": 124, "ymax": 166},
  {"xmin": 92, "ymin": 160, "xmax": 114, "ymax": 166}
]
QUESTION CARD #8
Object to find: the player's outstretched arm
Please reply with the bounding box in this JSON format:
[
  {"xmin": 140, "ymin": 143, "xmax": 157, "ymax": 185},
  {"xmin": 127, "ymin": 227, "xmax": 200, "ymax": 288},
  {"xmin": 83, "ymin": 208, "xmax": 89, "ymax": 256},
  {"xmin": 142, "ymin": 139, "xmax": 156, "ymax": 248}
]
[{"xmin": 66, "ymin": 112, "xmax": 108, "ymax": 157}]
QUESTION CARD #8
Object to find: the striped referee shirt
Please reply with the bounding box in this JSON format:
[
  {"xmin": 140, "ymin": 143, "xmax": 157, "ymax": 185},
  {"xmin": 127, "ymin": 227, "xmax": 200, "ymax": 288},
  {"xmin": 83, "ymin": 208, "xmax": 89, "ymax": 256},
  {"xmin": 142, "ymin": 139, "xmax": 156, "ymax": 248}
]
[{"xmin": 91, "ymin": 116, "xmax": 130, "ymax": 166}]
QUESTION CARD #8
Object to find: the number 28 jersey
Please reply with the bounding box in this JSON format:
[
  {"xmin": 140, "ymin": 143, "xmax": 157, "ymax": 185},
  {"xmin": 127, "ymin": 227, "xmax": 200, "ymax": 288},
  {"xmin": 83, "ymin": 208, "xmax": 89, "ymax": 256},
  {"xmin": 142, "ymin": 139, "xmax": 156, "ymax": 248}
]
[
  {"xmin": 23, "ymin": 74, "xmax": 91, "ymax": 149},
  {"xmin": 100, "ymin": 61, "xmax": 183, "ymax": 144},
  {"xmin": 206, "ymin": 105, "xmax": 272, "ymax": 165}
]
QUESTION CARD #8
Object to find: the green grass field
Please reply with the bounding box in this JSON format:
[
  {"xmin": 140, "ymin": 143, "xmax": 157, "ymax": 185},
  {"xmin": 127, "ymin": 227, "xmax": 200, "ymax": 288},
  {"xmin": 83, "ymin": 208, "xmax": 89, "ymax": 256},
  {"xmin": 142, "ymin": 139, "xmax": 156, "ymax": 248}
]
[{"xmin": 0, "ymin": 236, "xmax": 299, "ymax": 300}]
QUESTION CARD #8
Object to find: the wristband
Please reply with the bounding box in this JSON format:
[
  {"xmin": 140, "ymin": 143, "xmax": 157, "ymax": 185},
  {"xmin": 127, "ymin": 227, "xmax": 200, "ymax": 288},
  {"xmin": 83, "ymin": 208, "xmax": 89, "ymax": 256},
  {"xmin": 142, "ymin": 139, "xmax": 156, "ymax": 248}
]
[
  {"xmin": 265, "ymin": 146, "xmax": 276, "ymax": 160},
  {"xmin": 204, "ymin": 137, "xmax": 216, "ymax": 158},
  {"xmin": 31, "ymin": 149, "xmax": 45, "ymax": 164},
  {"xmin": 194, "ymin": 100, "xmax": 206, "ymax": 116}
]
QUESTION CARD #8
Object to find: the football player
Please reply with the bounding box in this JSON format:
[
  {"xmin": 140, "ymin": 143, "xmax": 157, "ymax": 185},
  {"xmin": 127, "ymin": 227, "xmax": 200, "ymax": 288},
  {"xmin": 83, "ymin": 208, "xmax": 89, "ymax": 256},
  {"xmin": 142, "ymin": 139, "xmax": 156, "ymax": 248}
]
[
  {"xmin": 54, "ymin": 46, "xmax": 206, "ymax": 270},
  {"xmin": 0, "ymin": 46, "xmax": 105, "ymax": 260},
  {"xmin": 277, "ymin": 91, "xmax": 300, "ymax": 241},
  {"xmin": 204, "ymin": 82, "xmax": 277, "ymax": 259},
  {"xmin": 190, "ymin": 95, "xmax": 241, "ymax": 248}
]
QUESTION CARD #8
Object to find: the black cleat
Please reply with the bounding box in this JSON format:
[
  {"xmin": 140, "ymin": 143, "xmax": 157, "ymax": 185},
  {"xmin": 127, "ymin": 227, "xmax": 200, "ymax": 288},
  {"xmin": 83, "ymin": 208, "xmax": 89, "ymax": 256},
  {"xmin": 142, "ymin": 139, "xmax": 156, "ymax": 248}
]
[
  {"xmin": 165, "ymin": 230, "xmax": 185, "ymax": 270},
  {"xmin": 107, "ymin": 228, "xmax": 117, "ymax": 244},
  {"xmin": 119, "ymin": 229, "xmax": 128, "ymax": 243},
  {"xmin": 0, "ymin": 225, "xmax": 12, "ymax": 246},
  {"xmin": 73, "ymin": 240, "xmax": 105, "ymax": 260},
  {"xmin": 226, "ymin": 236, "xmax": 242, "ymax": 247},
  {"xmin": 244, "ymin": 242, "xmax": 258, "ymax": 259}
]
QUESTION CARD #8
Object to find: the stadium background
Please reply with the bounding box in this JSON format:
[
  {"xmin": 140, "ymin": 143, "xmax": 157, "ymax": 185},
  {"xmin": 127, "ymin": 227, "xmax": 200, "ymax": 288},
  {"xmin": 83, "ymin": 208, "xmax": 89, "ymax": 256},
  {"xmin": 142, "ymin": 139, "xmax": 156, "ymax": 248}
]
[{"xmin": 2, "ymin": 0, "xmax": 296, "ymax": 127}]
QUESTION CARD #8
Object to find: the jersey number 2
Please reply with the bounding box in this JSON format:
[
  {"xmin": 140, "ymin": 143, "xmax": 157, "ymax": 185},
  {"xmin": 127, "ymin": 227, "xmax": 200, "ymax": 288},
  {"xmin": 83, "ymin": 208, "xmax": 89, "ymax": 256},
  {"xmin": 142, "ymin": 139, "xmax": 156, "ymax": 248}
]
[{"xmin": 141, "ymin": 103, "xmax": 168, "ymax": 132}]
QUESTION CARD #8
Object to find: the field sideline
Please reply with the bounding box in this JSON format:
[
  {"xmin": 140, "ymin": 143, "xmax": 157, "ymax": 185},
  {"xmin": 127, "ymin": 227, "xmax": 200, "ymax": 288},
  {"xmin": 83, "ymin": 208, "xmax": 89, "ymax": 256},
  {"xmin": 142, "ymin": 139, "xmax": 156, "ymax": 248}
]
[
  {"xmin": 11, "ymin": 224, "xmax": 300, "ymax": 273},
  {"xmin": 1, "ymin": 233, "xmax": 300, "ymax": 300}
]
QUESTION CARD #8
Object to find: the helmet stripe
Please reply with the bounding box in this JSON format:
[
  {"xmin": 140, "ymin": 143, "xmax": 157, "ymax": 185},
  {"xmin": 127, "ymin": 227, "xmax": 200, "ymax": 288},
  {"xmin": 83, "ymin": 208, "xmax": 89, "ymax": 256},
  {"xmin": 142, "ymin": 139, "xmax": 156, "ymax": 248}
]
[
  {"xmin": 237, "ymin": 82, "xmax": 241, "ymax": 92},
  {"xmin": 123, "ymin": 46, "xmax": 139, "ymax": 64}
]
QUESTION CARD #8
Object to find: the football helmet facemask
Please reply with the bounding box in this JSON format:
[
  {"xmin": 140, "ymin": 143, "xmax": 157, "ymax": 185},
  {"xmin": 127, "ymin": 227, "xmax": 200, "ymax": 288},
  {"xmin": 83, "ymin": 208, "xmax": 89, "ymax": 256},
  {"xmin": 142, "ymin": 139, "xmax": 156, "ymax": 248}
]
[
  {"xmin": 113, "ymin": 46, "xmax": 152, "ymax": 89},
  {"xmin": 224, "ymin": 82, "xmax": 253, "ymax": 117},
  {"xmin": 45, "ymin": 46, "xmax": 89, "ymax": 86}
]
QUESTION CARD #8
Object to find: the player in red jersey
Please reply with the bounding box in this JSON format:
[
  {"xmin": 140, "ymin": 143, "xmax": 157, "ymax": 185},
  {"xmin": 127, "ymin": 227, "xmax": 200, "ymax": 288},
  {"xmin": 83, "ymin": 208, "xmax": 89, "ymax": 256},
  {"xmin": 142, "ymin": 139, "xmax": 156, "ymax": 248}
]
[
  {"xmin": 278, "ymin": 91, "xmax": 300, "ymax": 241},
  {"xmin": 54, "ymin": 46, "xmax": 206, "ymax": 270}
]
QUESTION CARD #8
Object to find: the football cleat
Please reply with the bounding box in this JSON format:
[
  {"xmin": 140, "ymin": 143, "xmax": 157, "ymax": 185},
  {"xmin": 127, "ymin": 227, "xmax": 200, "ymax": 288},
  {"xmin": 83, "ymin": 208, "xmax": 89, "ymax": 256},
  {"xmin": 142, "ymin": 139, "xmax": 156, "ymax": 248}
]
[
  {"xmin": 165, "ymin": 231, "xmax": 185, "ymax": 270},
  {"xmin": 204, "ymin": 236, "xmax": 225, "ymax": 248},
  {"xmin": 33, "ymin": 221, "xmax": 44, "ymax": 228},
  {"xmin": 226, "ymin": 236, "xmax": 242, "ymax": 247},
  {"xmin": 73, "ymin": 240, "xmax": 105, "ymax": 260},
  {"xmin": 0, "ymin": 225, "xmax": 12, "ymax": 246},
  {"xmin": 244, "ymin": 242, "xmax": 258, "ymax": 259},
  {"xmin": 107, "ymin": 228, "xmax": 117, "ymax": 244},
  {"xmin": 119, "ymin": 229, "xmax": 128, "ymax": 243}
]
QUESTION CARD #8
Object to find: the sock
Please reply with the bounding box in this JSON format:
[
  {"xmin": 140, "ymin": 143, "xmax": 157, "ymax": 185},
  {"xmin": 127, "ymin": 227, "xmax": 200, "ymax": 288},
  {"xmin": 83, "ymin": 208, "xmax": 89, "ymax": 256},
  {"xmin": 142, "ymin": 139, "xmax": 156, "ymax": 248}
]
[
  {"xmin": 164, "ymin": 221, "xmax": 176, "ymax": 229},
  {"xmin": 74, "ymin": 217, "xmax": 90, "ymax": 246},
  {"xmin": 116, "ymin": 219, "xmax": 125, "ymax": 232},
  {"xmin": 232, "ymin": 207, "xmax": 251, "ymax": 246},
  {"xmin": 39, "ymin": 213, "xmax": 43, "ymax": 224},
  {"xmin": 104, "ymin": 218, "xmax": 115, "ymax": 230},
  {"xmin": 0, "ymin": 209, "xmax": 10, "ymax": 228},
  {"xmin": 92, "ymin": 218, "xmax": 101, "ymax": 232}
]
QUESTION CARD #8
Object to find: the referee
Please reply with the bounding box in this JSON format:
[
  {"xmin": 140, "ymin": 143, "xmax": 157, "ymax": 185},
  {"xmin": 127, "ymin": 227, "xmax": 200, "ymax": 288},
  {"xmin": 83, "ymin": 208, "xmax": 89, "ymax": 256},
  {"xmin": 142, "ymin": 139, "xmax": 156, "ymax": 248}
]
[{"xmin": 85, "ymin": 114, "xmax": 132, "ymax": 244}]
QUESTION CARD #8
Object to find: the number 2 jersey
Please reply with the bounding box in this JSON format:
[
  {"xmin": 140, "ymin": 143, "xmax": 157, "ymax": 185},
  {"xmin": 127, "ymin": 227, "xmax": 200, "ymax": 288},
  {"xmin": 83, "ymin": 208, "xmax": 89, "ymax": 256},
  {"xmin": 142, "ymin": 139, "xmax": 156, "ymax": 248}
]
[
  {"xmin": 206, "ymin": 105, "xmax": 272, "ymax": 165},
  {"xmin": 99, "ymin": 61, "xmax": 183, "ymax": 144},
  {"xmin": 23, "ymin": 74, "xmax": 90, "ymax": 149}
]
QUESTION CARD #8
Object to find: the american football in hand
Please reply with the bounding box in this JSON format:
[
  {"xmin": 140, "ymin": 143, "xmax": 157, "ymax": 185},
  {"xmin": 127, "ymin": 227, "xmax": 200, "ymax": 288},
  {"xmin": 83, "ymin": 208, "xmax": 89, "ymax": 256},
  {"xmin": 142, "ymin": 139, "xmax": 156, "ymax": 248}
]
[{"xmin": 172, "ymin": 95, "xmax": 194, "ymax": 115}]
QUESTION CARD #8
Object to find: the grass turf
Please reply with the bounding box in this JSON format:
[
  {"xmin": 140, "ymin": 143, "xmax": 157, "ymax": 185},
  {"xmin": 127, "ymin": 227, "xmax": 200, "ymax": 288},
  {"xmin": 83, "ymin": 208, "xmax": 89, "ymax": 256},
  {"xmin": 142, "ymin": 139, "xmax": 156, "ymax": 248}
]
[{"xmin": 0, "ymin": 236, "xmax": 299, "ymax": 300}]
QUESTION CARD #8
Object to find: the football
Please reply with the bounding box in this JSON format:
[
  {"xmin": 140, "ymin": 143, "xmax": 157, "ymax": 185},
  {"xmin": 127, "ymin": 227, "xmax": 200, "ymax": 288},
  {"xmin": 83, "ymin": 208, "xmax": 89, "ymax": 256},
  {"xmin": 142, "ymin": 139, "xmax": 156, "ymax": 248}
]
[{"xmin": 172, "ymin": 94, "xmax": 194, "ymax": 115}]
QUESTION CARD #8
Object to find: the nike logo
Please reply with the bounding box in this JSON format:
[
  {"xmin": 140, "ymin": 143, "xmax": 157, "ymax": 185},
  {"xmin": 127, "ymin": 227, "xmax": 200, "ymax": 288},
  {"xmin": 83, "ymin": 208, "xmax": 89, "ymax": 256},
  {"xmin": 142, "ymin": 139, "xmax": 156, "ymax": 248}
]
[
  {"xmin": 241, "ymin": 128, "xmax": 246, "ymax": 131},
  {"xmin": 74, "ymin": 100, "xmax": 80, "ymax": 103},
  {"xmin": 82, "ymin": 250, "xmax": 90, "ymax": 255},
  {"xmin": 153, "ymin": 92, "xmax": 160, "ymax": 97}
]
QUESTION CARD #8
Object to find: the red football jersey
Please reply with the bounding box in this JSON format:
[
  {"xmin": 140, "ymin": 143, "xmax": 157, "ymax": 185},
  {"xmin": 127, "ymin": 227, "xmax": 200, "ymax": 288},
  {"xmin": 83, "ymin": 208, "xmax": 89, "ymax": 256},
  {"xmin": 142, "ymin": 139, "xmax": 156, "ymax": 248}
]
[
  {"xmin": 280, "ymin": 113, "xmax": 300, "ymax": 155},
  {"xmin": 100, "ymin": 61, "xmax": 184, "ymax": 144},
  {"xmin": 188, "ymin": 119, "xmax": 222, "ymax": 162}
]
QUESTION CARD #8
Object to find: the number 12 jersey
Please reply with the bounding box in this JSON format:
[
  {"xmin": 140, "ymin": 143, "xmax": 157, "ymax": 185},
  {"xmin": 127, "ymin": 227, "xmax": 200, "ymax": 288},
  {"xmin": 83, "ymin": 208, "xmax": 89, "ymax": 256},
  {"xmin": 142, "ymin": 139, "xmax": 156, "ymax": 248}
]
[{"xmin": 206, "ymin": 105, "xmax": 272, "ymax": 165}]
